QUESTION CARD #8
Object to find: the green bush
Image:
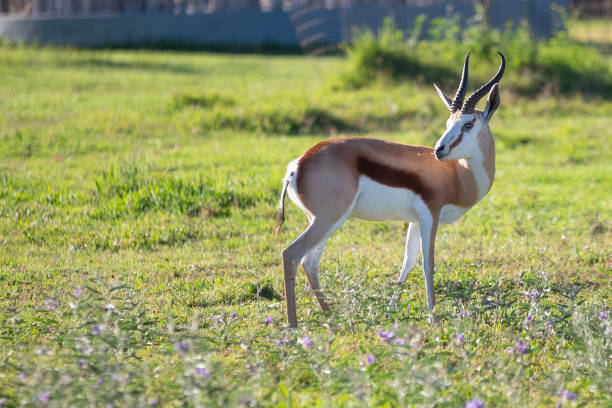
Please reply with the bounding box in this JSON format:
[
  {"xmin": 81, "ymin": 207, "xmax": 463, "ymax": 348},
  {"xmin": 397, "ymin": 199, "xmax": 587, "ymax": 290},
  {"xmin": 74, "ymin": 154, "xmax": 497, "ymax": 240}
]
[
  {"xmin": 535, "ymin": 34, "xmax": 612, "ymax": 94},
  {"xmin": 338, "ymin": 16, "xmax": 612, "ymax": 97},
  {"xmin": 339, "ymin": 18, "xmax": 457, "ymax": 90}
]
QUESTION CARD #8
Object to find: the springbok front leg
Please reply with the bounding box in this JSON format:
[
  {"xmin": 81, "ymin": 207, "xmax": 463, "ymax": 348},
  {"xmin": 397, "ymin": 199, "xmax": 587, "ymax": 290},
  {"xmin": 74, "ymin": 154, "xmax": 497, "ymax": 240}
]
[
  {"xmin": 388, "ymin": 222, "xmax": 421, "ymax": 312},
  {"xmin": 301, "ymin": 238, "xmax": 331, "ymax": 311},
  {"xmin": 417, "ymin": 205, "xmax": 440, "ymax": 324}
]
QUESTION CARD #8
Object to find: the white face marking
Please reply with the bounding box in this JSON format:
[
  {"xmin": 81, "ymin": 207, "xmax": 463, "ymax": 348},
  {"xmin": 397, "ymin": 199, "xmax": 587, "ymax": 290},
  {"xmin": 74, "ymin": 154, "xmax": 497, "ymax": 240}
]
[{"xmin": 434, "ymin": 112, "xmax": 486, "ymax": 161}]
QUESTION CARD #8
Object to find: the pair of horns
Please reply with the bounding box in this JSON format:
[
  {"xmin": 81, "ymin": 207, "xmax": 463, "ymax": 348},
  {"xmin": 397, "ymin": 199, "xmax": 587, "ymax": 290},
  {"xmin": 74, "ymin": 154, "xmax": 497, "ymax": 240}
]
[{"xmin": 435, "ymin": 51, "xmax": 505, "ymax": 115}]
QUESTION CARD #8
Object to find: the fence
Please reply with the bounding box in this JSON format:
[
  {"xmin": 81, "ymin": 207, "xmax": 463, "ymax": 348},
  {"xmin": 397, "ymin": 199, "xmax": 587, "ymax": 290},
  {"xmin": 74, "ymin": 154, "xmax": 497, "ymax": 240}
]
[
  {"xmin": 0, "ymin": 0, "xmax": 571, "ymax": 51},
  {"xmin": 569, "ymin": 0, "xmax": 612, "ymax": 46}
]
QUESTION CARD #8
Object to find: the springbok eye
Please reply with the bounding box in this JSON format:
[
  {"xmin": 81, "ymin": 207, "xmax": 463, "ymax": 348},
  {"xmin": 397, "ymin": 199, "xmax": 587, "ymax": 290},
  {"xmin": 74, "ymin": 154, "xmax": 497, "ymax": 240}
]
[{"xmin": 462, "ymin": 122, "xmax": 474, "ymax": 131}]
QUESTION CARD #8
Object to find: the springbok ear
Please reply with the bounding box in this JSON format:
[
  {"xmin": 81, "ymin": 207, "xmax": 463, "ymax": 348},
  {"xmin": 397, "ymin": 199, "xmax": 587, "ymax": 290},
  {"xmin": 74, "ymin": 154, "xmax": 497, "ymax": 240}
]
[
  {"xmin": 483, "ymin": 83, "xmax": 501, "ymax": 121},
  {"xmin": 433, "ymin": 83, "xmax": 453, "ymax": 111}
]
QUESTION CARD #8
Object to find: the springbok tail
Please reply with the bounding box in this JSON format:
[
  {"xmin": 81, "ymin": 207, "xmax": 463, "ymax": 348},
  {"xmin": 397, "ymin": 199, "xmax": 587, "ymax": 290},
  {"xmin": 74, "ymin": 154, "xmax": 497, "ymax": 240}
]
[{"xmin": 274, "ymin": 178, "xmax": 290, "ymax": 238}]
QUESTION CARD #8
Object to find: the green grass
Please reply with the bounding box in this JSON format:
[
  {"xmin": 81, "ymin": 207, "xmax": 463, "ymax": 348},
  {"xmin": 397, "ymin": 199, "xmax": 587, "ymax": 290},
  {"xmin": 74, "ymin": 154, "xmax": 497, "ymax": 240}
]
[{"xmin": 0, "ymin": 44, "xmax": 610, "ymax": 407}]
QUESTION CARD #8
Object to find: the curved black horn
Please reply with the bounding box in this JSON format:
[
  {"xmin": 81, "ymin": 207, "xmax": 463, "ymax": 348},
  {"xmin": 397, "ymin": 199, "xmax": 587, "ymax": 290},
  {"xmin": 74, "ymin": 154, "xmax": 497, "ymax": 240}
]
[
  {"xmin": 450, "ymin": 51, "xmax": 470, "ymax": 113},
  {"xmin": 462, "ymin": 51, "xmax": 505, "ymax": 114}
]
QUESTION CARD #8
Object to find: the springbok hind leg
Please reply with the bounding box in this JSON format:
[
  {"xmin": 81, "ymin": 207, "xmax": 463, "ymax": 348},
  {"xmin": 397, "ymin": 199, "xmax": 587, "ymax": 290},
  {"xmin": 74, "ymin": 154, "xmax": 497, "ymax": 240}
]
[
  {"xmin": 282, "ymin": 220, "xmax": 336, "ymax": 329},
  {"xmin": 301, "ymin": 238, "xmax": 330, "ymax": 311}
]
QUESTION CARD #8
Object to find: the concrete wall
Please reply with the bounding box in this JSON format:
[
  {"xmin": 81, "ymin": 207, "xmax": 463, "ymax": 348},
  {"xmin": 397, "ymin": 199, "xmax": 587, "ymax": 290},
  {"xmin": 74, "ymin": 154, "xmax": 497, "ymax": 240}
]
[
  {"xmin": 0, "ymin": 10, "xmax": 300, "ymax": 47},
  {"xmin": 0, "ymin": 1, "xmax": 569, "ymax": 49}
]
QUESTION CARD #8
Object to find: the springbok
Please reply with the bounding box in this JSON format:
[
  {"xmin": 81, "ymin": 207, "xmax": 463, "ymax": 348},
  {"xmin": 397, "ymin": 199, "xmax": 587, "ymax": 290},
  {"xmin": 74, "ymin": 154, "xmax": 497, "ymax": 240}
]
[{"xmin": 276, "ymin": 51, "xmax": 505, "ymax": 328}]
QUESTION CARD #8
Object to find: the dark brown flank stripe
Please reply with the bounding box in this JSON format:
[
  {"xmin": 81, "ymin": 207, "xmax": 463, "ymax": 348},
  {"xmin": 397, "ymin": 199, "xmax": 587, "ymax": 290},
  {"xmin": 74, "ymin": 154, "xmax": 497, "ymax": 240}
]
[
  {"xmin": 295, "ymin": 138, "xmax": 478, "ymax": 212},
  {"xmin": 355, "ymin": 155, "xmax": 435, "ymax": 203}
]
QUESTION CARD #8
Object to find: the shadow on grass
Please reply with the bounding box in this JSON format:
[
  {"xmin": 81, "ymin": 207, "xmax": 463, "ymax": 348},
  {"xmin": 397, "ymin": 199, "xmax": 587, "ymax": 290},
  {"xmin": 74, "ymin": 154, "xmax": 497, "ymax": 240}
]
[
  {"xmin": 188, "ymin": 280, "xmax": 282, "ymax": 308},
  {"xmin": 65, "ymin": 56, "xmax": 204, "ymax": 74},
  {"xmin": 436, "ymin": 272, "xmax": 598, "ymax": 334}
]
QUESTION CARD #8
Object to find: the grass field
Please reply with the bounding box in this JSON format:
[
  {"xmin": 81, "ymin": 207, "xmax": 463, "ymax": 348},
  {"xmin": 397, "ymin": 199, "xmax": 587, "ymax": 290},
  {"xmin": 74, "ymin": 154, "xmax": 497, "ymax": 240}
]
[
  {"xmin": 569, "ymin": 18, "xmax": 612, "ymax": 46},
  {"xmin": 0, "ymin": 44, "xmax": 610, "ymax": 407}
]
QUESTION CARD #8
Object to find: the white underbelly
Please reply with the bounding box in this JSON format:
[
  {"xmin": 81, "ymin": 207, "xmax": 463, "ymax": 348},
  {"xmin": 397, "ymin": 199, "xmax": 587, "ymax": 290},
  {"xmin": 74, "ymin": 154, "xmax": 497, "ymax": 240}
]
[
  {"xmin": 439, "ymin": 204, "xmax": 468, "ymax": 224},
  {"xmin": 350, "ymin": 176, "xmax": 419, "ymax": 222}
]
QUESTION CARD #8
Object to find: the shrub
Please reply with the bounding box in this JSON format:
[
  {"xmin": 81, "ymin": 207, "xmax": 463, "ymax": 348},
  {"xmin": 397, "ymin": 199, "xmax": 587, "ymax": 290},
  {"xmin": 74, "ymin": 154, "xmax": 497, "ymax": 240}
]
[
  {"xmin": 339, "ymin": 18, "xmax": 457, "ymax": 90},
  {"xmin": 338, "ymin": 15, "xmax": 612, "ymax": 97}
]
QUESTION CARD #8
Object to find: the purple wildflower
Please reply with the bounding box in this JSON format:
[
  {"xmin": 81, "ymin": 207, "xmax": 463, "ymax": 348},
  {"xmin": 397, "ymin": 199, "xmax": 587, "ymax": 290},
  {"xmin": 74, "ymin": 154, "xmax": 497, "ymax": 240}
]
[
  {"xmin": 599, "ymin": 311, "xmax": 608, "ymax": 320},
  {"xmin": 559, "ymin": 389, "xmax": 576, "ymax": 402},
  {"xmin": 0, "ymin": 398, "xmax": 6, "ymax": 407},
  {"xmin": 73, "ymin": 288, "xmax": 82, "ymax": 298},
  {"xmin": 365, "ymin": 354, "xmax": 376, "ymax": 365},
  {"xmin": 45, "ymin": 299, "xmax": 59, "ymax": 311},
  {"xmin": 111, "ymin": 374, "xmax": 122, "ymax": 381},
  {"xmin": 148, "ymin": 398, "xmax": 159, "ymax": 406},
  {"xmin": 264, "ymin": 316, "xmax": 273, "ymax": 324},
  {"xmin": 376, "ymin": 330, "xmax": 395, "ymax": 343},
  {"xmin": 457, "ymin": 333, "xmax": 465, "ymax": 344},
  {"xmin": 524, "ymin": 289, "xmax": 540, "ymax": 301},
  {"xmin": 527, "ymin": 314, "xmax": 533, "ymax": 321},
  {"xmin": 465, "ymin": 398, "xmax": 484, "ymax": 408},
  {"xmin": 394, "ymin": 337, "xmax": 408, "ymax": 345},
  {"xmin": 276, "ymin": 339, "xmax": 286, "ymax": 347},
  {"xmin": 231, "ymin": 312, "xmax": 239, "ymax": 319},
  {"xmin": 92, "ymin": 325, "xmax": 101, "ymax": 336},
  {"xmin": 459, "ymin": 310, "xmax": 472, "ymax": 318},
  {"xmin": 97, "ymin": 378, "xmax": 104, "ymax": 386},
  {"xmin": 106, "ymin": 404, "xmax": 114, "ymax": 408},
  {"xmin": 215, "ymin": 317, "xmax": 223, "ymax": 324},
  {"xmin": 19, "ymin": 372, "xmax": 27, "ymax": 381},
  {"xmin": 196, "ymin": 366, "xmax": 210, "ymax": 378},
  {"xmin": 78, "ymin": 358, "xmax": 86, "ymax": 368},
  {"xmin": 300, "ymin": 335, "xmax": 312, "ymax": 350},
  {"xmin": 174, "ymin": 341, "xmax": 189, "ymax": 353},
  {"xmin": 246, "ymin": 363, "xmax": 257, "ymax": 373},
  {"xmin": 38, "ymin": 392, "xmax": 50, "ymax": 403},
  {"xmin": 514, "ymin": 339, "xmax": 527, "ymax": 355}
]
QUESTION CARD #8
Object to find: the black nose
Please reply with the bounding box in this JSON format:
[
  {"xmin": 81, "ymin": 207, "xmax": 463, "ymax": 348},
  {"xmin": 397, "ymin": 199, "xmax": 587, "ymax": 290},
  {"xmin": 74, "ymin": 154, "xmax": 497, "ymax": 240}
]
[{"xmin": 435, "ymin": 145, "xmax": 445, "ymax": 154}]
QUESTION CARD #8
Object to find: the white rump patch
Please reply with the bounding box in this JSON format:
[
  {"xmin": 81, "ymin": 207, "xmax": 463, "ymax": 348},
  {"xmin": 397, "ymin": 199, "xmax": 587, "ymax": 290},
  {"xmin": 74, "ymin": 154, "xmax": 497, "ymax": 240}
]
[{"xmin": 284, "ymin": 158, "xmax": 313, "ymax": 219}]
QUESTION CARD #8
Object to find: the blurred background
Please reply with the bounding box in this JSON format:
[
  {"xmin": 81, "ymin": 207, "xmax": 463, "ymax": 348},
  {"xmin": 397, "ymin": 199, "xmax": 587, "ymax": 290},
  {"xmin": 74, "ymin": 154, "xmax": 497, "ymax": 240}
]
[{"xmin": 0, "ymin": 0, "xmax": 610, "ymax": 54}]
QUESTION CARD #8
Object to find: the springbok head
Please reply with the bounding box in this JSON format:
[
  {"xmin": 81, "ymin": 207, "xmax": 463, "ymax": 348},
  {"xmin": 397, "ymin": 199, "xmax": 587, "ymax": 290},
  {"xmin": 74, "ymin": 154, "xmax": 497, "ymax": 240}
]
[{"xmin": 433, "ymin": 51, "xmax": 505, "ymax": 161}]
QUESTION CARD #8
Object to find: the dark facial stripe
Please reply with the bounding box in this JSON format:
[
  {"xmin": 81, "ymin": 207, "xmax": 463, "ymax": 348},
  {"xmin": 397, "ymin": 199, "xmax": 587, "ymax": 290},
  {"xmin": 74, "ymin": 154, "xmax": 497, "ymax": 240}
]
[
  {"xmin": 355, "ymin": 156, "xmax": 434, "ymax": 202},
  {"xmin": 448, "ymin": 118, "xmax": 476, "ymax": 152},
  {"xmin": 449, "ymin": 132, "xmax": 463, "ymax": 151}
]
